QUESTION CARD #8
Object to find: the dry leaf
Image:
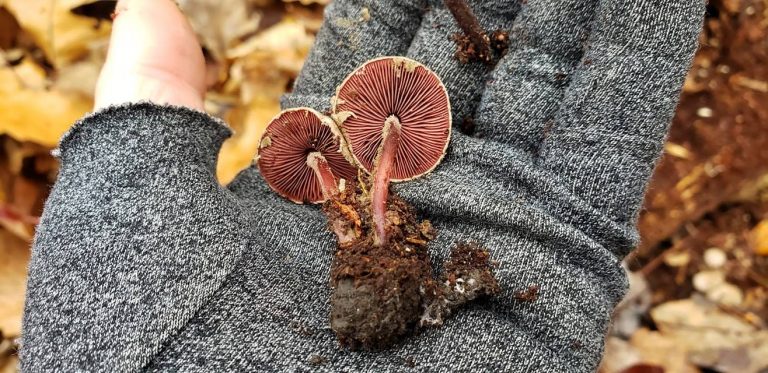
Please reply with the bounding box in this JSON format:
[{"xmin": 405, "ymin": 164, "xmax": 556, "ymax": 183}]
[
  {"xmin": 750, "ymin": 220, "xmax": 768, "ymax": 256},
  {"xmin": 52, "ymin": 39, "xmax": 108, "ymax": 98},
  {"xmin": 649, "ymin": 297, "xmax": 768, "ymax": 372},
  {"xmin": 214, "ymin": 18, "xmax": 315, "ymax": 183},
  {"xmin": 0, "ymin": 84, "xmax": 91, "ymax": 147},
  {"xmin": 629, "ymin": 329, "xmax": 699, "ymax": 373},
  {"xmin": 0, "ymin": 7, "xmax": 22, "ymax": 49},
  {"xmin": 0, "ymin": 229, "xmax": 31, "ymax": 338},
  {"xmin": 217, "ymin": 96, "xmax": 279, "ymax": 183},
  {"xmin": 226, "ymin": 19, "xmax": 314, "ymax": 102},
  {"xmin": 0, "ymin": 349, "xmax": 18, "ymax": 373},
  {"xmin": 4, "ymin": 0, "xmax": 111, "ymax": 67},
  {"xmin": 177, "ymin": 0, "xmax": 261, "ymax": 61},
  {"xmin": 282, "ymin": 0, "xmax": 331, "ymax": 5},
  {"xmin": 6, "ymin": 57, "xmax": 47, "ymax": 90},
  {"xmin": 599, "ymin": 337, "xmax": 643, "ymax": 373}
]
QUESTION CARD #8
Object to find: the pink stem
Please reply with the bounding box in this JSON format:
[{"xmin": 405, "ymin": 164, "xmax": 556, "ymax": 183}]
[
  {"xmin": 307, "ymin": 152, "xmax": 339, "ymax": 200},
  {"xmin": 372, "ymin": 115, "xmax": 401, "ymax": 246}
]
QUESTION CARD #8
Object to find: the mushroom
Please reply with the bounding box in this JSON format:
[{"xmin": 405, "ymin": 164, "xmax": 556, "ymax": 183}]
[
  {"xmin": 257, "ymin": 107, "xmax": 357, "ymax": 204},
  {"xmin": 332, "ymin": 57, "xmax": 451, "ymax": 245}
]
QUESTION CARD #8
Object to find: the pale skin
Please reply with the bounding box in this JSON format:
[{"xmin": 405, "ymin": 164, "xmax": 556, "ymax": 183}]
[{"xmin": 95, "ymin": 0, "xmax": 206, "ymax": 111}]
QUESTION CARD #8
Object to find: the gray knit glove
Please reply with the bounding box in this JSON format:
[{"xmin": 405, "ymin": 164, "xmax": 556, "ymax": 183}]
[
  {"xmin": 280, "ymin": 0, "xmax": 704, "ymax": 369},
  {"xmin": 21, "ymin": 0, "xmax": 703, "ymax": 371}
]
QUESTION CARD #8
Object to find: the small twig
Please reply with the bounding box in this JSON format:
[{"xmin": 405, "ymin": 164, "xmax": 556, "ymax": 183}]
[
  {"xmin": 747, "ymin": 269, "xmax": 768, "ymax": 288},
  {"xmin": 639, "ymin": 246, "xmax": 679, "ymax": 276},
  {"xmin": 444, "ymin": 0, "xmax": 491, "ymax": 62}
]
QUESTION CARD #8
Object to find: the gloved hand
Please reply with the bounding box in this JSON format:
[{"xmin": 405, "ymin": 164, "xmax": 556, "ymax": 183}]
[
  {"xmin": 21, "ymin": 0, "xmax": 704, "ymax": 371},
  {"xmin": 282, "ymin": 0, "xmax": 704, "ymax": 368}
]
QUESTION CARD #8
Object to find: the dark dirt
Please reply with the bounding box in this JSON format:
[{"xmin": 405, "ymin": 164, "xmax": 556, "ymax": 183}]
[
  {"xmin": 308, "ymin": 354, "xmax": 327, "ymax": 366},
  {"xmin": 323, "ymin": 182, "xmax": 500, "ymax": 349},
  {"xmin": 513, "ymin": 284, "xmax": 540, "ymax": 303},
  {"xmin": 570, "ymin": 339, "xmax": 583, "ymax": 350},
  {"xmin": 450, "ymin": 30, "xmax": 509, "ymax": 65},
  {"xmin": 489, "ymin": 29, "xmax": 510, "ymax": 56},
  {"xmin": 444, "ymin": 0, "xmax": 491, "ymax": 64},
  {"xmin": 451, "ymin": 32, "xmax": 491, "ymax": 64},
  {"xmin": 459, "ymin": 116, "xmax": 476, "ymax": 135},
  {"xmin": 404, "ymin": 356, "xmax": 416, "ymax": 368},
  {"xmin": 444, "ymin": 0, "xmax": 509, "ymax": 65},
  {"xmin": 288, "ymin": 320, "xmax": 314, "ymax": 337},
  {"xmin": 421, "ymin": 242, "xmax": 501, "ymax": 326}
]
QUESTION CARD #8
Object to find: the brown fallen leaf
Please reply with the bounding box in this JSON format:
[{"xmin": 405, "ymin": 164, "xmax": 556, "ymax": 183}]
[
  {"xmin": 599, "ymin": 337, "xmax": 642, "ymax": 373},
  {"xmin": 650, "ymin": 297, "xmax": 768, "ymax": 373},
  {"xmin": 750, "ymin": 220, "xmax": 768, "ymax": 256},
  {"xmin": 4, "ymin": 57, "xmax": 47, "ymax": 90},
  {"xmin": 0, "ymin": 229, "xmax": 31, "ymax": 338},
  {"xmin": 177, "ymin": 0, "xmax": 261, "ymax": 62},
  {"xmin": 225, "ymin": 19, "xmax": 315, "ymax": 101},
  {"xmin": 0, "ymin": 86, "xmax": 91, "ymax": 147},
  {"xmin": 52, "ymin": 46, "xmax": 107, "ymax": 98},
  {"xmin": 215, "ymin": 18, "xmax": 315, "ymax": 183},
  {"xmin": 629, "ymin": 329, "xmax": 699, "ymax": 373},
  {"xmin": 282, "ymin": 0, "xmax": 330, "ymax": 5},
  {"xmin": 217, "ymin": 96, "xmax": 279, "ymax": 183},
  {"xmin": 4, "ymin": 0, "xmax": 111, "ymax": 68},
  {"xmin": 0, "ymin": 7, "xmax": 22, "ymax": 49},
  {"xmin": 0, "ymin": 54, "xmax": 91, "ymax": 147},
  {"xmin": 0, "ymin": 336, "xmax": 18, "ymax": 373}
]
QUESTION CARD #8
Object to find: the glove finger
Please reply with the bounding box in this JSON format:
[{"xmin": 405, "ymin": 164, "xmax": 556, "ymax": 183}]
[
  {"xmin": 282, "ymin": 0, "xmax": 428, "ymax": 111},
  {"xmin": 473, "ymin": 0, "xmax": 599, "ymax": 154},
  {"xmin": 539, "ymin": 0, "xmax": 704, "ymax": 225},
  {"xmin": 405, "ymin": 0, "xmax": 521, "ymax": 126}
]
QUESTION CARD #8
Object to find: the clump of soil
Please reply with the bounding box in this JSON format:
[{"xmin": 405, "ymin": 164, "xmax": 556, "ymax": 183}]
[
  {"xmin": 323, "ymin": 182, "xmax": 500, "ymax": 349},
  {"xmin": 444, "ymin": 0, "xmax": 509, "ymax": 65},
  {"xmin": 421, "ymin": 241, "xmax": 501, "ymax": 326},
  {"xmin": 450, "ymin": 29, "xmax": 509, "ymax": 65},
  {"xmin": 513, "ymin": 284, "xmax": 540, "ymax": 303}
]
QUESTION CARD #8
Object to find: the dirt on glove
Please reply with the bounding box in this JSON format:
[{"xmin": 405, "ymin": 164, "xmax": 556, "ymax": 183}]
[{"xmin": 323, "ymin": 182, "xmax": 500, "ymax": 350}]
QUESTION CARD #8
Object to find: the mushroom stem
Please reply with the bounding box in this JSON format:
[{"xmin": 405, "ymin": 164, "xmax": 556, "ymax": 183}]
[
  {"xmin": 444, "ymin": 0, "xmax": 491, "ymax": 61},
  {"xmin": 372, "ymin": 115, "xmax": 402, "ymax": 246},
  {"xmin": 307, "ymin": 152, "xmax": 339, "ymax": 200}
]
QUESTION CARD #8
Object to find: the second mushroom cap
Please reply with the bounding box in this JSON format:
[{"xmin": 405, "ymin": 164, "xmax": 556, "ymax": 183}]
[{"xmin": 257, "ymin": 107, "xmax": 357, "ymax": 204}]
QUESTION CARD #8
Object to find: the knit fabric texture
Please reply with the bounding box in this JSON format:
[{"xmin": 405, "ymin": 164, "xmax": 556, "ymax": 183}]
[{"xmin": 21, "ymin": 0, "xmax": 704, "ymax": 371}]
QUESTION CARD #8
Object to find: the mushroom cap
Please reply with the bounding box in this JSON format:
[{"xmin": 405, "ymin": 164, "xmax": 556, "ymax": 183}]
[
  {"xmin": 332, "ymin": 57, "xmax": 452, "ymax": 182},
  {"xmin": 257, "ymin": 107, "xmax": 357, "ymax": 204}
]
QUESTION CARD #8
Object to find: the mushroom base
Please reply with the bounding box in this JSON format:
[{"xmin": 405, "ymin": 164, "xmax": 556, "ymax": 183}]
[{"xmin": 323, "ymin": 184, "xmax": 500, "ymax": 350}]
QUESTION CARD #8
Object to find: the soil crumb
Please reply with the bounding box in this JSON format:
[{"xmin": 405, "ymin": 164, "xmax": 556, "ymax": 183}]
[
  {"xmin": 421, "ymin": 242, "xmax": 501, "ymax": 326},
  {"xmin": 451, "ymin": 32, "xmax": 492, "ymax": 65},
  {"xmin": 450, "ymin": 29, "xmax": 509, "ymax": 65},
  {"xmin": 289, "ymin": 320, "xmax": 314, "ymax": 337},
  {"xmin": 323, "ymin": 182, "xmax": 500, "ymax": 349},
  {"xmin": 404, "ymin": 356, "xmax": 416, "ymax": 368},
  {"xmin": 513, "ymin": 284, "xmax": 540, "ymax": 303},
  {"xmin": 308, "ymin": 354, "xmax": 326, "ymax": 366},
  {"xmin": 460, "ymin": 116, "xmax": 476, "ymax": 136},
  {"xmin": 490, "ymin": 29, "xmax": 510, "ymax": 56}
]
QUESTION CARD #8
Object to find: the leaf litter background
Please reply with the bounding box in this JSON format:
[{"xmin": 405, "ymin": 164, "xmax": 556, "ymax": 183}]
[{"xmin": 0, "ymin": 0, "xmax": 766, "ymax": 372}]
